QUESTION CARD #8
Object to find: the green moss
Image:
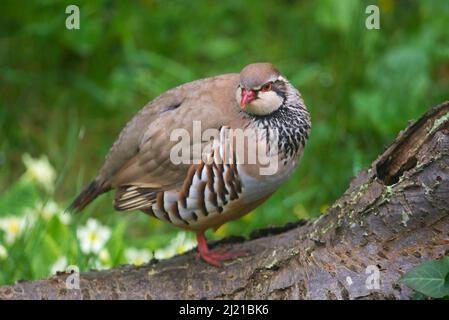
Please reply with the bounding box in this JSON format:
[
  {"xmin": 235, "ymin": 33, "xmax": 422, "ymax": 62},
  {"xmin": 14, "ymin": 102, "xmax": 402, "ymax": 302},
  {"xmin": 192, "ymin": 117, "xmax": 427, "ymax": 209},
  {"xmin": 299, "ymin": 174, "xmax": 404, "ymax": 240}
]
[{"xmin": 428, "ymin": 112, "xmax": 449, "ymax": 136}]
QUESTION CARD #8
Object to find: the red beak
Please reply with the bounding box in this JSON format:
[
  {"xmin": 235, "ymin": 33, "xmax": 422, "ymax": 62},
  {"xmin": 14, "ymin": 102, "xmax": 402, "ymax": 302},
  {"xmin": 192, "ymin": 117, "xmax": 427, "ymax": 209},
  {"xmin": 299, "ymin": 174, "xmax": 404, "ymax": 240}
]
[{"xmin": 240, "ymin": 89, "xmax": 255, "ymax": 108}]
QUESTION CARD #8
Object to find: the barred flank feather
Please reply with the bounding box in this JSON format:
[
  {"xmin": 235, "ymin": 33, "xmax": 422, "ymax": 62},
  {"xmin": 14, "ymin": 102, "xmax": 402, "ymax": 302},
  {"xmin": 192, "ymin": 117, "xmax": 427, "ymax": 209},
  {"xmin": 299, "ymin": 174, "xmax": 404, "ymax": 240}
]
[{"xmin": 67, "ymin": 180, "xmax": 110, "ymax": 213}]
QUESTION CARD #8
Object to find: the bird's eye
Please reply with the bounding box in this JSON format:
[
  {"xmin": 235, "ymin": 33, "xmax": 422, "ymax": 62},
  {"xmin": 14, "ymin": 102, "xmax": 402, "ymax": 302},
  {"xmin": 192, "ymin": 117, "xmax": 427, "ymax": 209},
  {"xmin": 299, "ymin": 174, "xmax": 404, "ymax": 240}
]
[{"xmin": 261, "ymin": 82, "xmax": 272, "ymax": 92}]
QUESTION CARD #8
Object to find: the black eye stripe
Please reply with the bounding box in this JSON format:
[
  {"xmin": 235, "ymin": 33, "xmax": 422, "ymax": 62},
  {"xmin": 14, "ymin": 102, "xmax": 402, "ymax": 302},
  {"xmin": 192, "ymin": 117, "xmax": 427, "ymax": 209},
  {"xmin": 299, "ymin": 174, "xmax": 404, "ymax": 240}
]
[
  {"xmin": 244, "ymin": 80, "xmax": 285, "ymax": 98},
  {"xmin": 272, "ymin": 80, "xmax": 287, "ymax": 100}
]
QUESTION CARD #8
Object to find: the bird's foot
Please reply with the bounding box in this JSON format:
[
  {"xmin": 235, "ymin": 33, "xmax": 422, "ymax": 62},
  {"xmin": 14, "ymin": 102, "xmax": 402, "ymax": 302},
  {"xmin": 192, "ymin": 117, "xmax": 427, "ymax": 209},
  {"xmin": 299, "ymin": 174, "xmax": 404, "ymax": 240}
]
[
  {"xmin": 195, "ymin": 233, "xmax": 247, "ymax": 267},
  {"xmin": 195, "ymin": 248, "xmax": 247, "ymax": 267}
]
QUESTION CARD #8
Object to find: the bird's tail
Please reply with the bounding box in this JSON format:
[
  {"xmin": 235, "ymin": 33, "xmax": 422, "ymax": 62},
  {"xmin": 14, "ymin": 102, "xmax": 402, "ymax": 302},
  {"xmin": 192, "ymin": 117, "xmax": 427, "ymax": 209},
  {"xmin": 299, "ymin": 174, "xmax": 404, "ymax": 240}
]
[{"xmin": 67, "ymin": 179, "xmax": 110, "ymax": 213}]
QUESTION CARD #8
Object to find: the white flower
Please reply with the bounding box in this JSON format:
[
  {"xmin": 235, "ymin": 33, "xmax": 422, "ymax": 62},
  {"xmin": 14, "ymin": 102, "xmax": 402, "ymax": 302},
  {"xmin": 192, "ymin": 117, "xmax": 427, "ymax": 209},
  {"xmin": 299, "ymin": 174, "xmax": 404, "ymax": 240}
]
[
  {"xmin": 154, "ymin": 246, "xmax": 176, "ymax": 260},
  {"xmin": 94, "ymin": 249, "xmax": 111, "ymax": 270},
  {"xmin": 0, "ymin": 244, "xmax": 7, "ymax": 260},
  {"xmin": 22, "ymin": 207, "xmax": 39, "ymax": 221},
  {"xmin": 59, "ymin": 212, "xmax": 71, "ymax": 224},
  {"xmin": 76, "ymin": 218, "xmax": 111, "ymax": 254},
  {"xmin": 19, "ymin": 207, "xmax": 39, "ymax": 227},
  {"xmin": 125, "ymin": 248, "xmax": 152, "ymax": 266},
  {"xmin": 154, "ymin": 232, "xmax": 196, "ymax": 260},
  {"xmin": 99, "ymin": 249, "xmax": 111, "ymax": 265},
  {"xmin": 22, "ymin": 153, "xmax": 56, "ymax": 193},
  {"xmin": 0, "ymin": 216, "xmax": 27, "ymax": 244},
  {"xmin": 93, "ymin": 260, "xmax": 109, "ymax": 271},
  {"xmin": 50, "ymin": 256, "xmax": 68, "ymax": 274},
  {"xmin": 33, "ymin": 201, "xmax": 71, "ymax": 224},
  {"xmin": 171, "ymin": 232, "xmax": 196, "ymax": 253},
  {"xmin": 40, "ymin": 201, "xmax": 59, "ymax": 220}
]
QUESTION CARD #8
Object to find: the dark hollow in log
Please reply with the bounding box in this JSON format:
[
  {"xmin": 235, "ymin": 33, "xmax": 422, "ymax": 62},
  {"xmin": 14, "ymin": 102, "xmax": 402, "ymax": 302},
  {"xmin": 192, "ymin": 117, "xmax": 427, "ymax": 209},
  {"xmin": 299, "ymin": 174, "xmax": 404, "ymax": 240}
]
[{"xmin": 1, "ymin": 102, "xmax": 449, "ymax": 300}]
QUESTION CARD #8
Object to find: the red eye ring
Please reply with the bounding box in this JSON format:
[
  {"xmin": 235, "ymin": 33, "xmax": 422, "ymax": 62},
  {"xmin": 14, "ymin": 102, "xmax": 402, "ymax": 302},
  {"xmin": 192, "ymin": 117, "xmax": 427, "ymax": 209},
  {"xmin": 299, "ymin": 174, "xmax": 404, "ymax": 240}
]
[{"xmin": 261, "ymin": 82, "xmax": 272, "ymax": 92}]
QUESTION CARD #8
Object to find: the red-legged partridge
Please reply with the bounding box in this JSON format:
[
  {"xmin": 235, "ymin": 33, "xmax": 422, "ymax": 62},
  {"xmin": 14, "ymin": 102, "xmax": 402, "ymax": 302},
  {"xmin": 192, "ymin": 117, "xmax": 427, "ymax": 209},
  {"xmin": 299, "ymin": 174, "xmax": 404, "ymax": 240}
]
[{"xmin": 69, "ymin": 62, "xmax": 311, "ymax": 266}]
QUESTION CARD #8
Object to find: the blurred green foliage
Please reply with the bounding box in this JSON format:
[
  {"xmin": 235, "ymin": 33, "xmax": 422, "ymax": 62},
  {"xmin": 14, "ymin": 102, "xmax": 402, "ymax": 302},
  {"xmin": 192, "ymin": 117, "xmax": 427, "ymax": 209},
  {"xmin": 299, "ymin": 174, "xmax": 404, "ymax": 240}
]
[{"xmin": 0, "ymin": 0, "xmax": 448, "ymax": 285}]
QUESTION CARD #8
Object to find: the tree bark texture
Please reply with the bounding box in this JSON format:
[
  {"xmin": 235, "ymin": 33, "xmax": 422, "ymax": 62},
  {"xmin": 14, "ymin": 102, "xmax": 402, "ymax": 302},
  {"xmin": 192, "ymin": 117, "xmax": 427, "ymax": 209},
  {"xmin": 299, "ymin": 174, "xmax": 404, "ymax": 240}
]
[{"xmin": 1, "ymin": 102, "xmax": 449, "ymax": 300}]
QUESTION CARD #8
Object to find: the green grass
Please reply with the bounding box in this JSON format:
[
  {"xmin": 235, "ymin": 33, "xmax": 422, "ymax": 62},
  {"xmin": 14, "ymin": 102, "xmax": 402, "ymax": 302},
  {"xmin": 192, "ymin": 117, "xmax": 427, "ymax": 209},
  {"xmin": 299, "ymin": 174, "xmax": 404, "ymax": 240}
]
[{"xmin": 1, "ymin": 0, "xmax": 449, "ymax": 285}]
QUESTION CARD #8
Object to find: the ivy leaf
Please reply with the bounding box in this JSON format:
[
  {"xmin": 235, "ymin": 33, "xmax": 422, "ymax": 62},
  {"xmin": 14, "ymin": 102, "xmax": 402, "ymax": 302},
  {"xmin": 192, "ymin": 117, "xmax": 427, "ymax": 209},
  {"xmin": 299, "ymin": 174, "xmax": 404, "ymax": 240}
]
[{"xmin": 401, "ymin": 257, "xmax": 449, "ymax": 298}]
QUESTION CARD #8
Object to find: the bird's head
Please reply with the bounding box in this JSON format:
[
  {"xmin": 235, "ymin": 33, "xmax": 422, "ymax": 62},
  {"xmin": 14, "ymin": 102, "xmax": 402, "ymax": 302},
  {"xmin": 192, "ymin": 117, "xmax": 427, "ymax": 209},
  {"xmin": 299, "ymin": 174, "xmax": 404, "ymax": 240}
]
[{"xmin": 236, "ymin": 62, "xmax": 288, "ymax": 116}]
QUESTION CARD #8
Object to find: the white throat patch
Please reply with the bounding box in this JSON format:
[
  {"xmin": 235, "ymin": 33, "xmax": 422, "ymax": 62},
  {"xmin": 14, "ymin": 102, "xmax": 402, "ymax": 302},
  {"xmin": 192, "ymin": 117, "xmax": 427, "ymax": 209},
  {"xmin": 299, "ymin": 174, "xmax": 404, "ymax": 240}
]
[{"xmin": 246, "ymin": 90, "xmax": 283, "ymax": 115}]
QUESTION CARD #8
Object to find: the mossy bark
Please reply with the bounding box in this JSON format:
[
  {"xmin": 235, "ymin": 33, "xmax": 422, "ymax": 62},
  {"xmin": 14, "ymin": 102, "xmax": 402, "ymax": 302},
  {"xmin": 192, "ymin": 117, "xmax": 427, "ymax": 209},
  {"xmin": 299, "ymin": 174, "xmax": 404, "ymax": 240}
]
[{"xmin": 1, "ymin": 102, "xmax": 449, "ymax": 300}]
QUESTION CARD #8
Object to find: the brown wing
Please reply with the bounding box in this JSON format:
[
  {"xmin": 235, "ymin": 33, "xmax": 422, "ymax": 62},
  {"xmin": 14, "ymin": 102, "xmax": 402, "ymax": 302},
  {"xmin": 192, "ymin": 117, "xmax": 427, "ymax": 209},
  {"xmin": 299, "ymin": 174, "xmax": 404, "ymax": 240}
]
[
  {"xmin": 69, "ymin": 74, "xmax": 241, "ymax": 213},
  {"xmin": 112, "ymin": 127, "xmax": 245, "ymax": 217},
  {"xmin": 99, "ymin": 74, "xmax": 240, "ymax": 210}
]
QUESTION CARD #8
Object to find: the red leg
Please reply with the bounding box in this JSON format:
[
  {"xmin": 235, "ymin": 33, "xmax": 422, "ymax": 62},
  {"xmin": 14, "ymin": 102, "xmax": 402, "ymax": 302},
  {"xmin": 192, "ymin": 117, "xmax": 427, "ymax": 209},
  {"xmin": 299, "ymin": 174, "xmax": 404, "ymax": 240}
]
[{"xmin": 195, "ymin": 233, "xmax": 246, "ymax": 267}]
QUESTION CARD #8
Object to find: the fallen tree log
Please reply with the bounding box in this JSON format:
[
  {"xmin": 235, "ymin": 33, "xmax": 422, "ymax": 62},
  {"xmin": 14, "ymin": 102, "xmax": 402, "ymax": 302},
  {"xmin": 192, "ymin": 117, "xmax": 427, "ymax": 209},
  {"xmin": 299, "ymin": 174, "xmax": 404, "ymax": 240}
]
[{"xmin": 1, "ymin": 102, "xmax": 449, "ymax": 300}]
